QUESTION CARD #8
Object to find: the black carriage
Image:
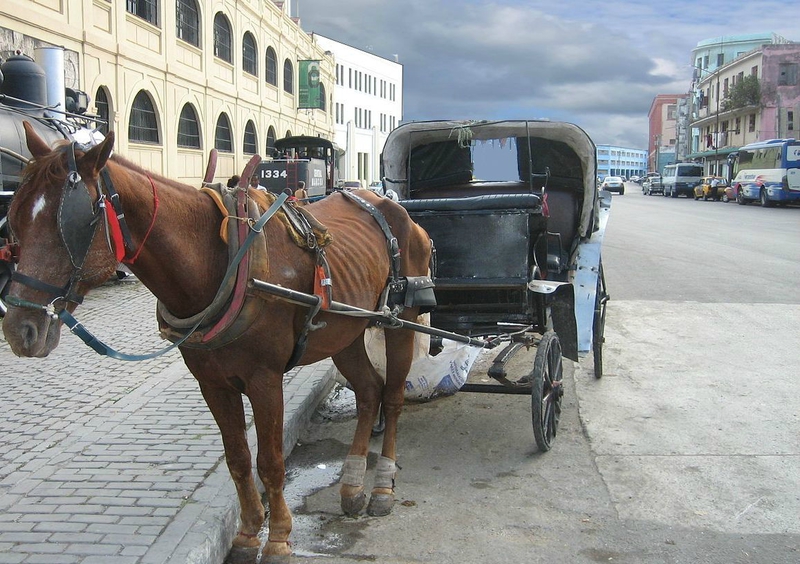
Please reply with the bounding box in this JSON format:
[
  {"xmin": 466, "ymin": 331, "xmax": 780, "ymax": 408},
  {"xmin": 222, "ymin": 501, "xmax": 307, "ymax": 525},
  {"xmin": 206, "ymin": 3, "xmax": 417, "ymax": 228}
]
[{"xmin": 380, "ymin": 120, "xmax": 611, "ymax": 451}]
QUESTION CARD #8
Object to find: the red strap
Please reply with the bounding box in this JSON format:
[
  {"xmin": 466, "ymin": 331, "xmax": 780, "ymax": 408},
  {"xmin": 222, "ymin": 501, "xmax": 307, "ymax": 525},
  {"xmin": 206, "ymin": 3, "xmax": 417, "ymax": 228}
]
[
  {"xmin": 104, "ymin": 200, "xmax": 126, "ymax": 262},
  {"xmin": 124, "ymin": 173, "xmax": 160, "ymax": 265},
  {"xmin": 313, "ymin": 264, "xmax": 331, "ymax": 309}
]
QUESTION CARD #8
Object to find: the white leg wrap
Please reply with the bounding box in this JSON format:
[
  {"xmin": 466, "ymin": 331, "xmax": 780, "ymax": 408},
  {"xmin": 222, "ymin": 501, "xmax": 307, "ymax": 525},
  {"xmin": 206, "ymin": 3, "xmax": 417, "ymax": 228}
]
[
  {"xmin": 373, "ymin": 456, "xmax": 397, "ymax": 490},
  {"xmin": 340, "ymin": 455, "xmax": 367, "ymax": 487}
]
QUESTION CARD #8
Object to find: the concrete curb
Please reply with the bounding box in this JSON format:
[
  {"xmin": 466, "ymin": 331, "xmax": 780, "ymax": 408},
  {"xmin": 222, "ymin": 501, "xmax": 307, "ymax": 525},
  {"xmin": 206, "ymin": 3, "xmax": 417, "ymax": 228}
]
[{"xmin": 142, "ymin": 360, "xmax": 337, "ymax": 564}]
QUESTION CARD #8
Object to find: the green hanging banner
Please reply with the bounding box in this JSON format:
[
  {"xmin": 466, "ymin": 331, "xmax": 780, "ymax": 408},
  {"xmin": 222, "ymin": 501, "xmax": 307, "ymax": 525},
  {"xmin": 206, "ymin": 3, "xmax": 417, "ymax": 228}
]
[{"xmin": 298, "ymin": 60, "xmax": 322, "ymax": 109}]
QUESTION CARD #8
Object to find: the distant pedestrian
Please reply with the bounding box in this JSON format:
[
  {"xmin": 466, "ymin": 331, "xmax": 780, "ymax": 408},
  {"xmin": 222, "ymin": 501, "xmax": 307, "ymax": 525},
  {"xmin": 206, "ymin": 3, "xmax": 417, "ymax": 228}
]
[
  {"xmin": 282, "ymin": 187, "xmax": 297, "ymax": 202},
  {"xmin": 227, "ymin": 175, "xmax": 240, "ymax": 188},
  {"xmin": 294, "ymin": 180, "xmax": 308, "ymax": 201},
  {"xmin": 710, "ymin": 176, "xmax": 721, "ymax": 200},
  {"xmin": 249, "ymin": 174, "xmax": 267, "ymax": 191}
]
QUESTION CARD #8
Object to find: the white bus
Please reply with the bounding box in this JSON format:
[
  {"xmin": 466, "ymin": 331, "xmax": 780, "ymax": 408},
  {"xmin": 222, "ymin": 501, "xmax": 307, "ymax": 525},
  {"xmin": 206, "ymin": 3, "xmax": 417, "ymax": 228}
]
[
  {"xmin": 730, "ymin": 139, "xmax": 800, "ymax": 207},
  {"xmin": 661, "ymin": 163, "xmax": 704, "ymax": 198}
]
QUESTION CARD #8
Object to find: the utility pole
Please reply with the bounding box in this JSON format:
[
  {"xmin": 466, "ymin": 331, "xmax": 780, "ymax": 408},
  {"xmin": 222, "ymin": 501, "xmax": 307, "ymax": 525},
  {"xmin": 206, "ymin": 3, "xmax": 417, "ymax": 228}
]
[
  {"xmin": 714, "ymin": 69, "xmax": 720, "ymax": 176},
  {"xmin": 655, "ymin": 134, "xmax": 661, "ymax": 173}
]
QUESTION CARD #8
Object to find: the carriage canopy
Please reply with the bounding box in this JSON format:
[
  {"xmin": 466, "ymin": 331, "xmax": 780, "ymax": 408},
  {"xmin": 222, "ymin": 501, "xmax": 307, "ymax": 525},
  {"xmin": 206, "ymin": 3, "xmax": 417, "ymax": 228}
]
[{"xmin": 381, "ymin": 120, "xmax": 599, "ymax": 239}]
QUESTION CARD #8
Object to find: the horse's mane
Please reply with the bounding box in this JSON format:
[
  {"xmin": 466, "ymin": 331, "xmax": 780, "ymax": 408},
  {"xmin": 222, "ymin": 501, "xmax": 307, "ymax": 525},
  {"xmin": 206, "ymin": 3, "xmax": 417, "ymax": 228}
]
[
  {"xmin": 109, "ymin": 153, "xmax": 195, "ymax": 192},
  {"xmin": 22, "ymin": 140, "xmax": 71, "ymax": 192},
  {"xmin": 21, "ymin": 141, "xmax": 199, "ymax": 205}
]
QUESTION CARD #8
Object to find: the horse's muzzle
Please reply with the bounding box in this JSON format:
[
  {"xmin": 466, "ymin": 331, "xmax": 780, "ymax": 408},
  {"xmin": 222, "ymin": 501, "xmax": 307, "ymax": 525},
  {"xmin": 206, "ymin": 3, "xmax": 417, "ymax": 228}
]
[{"xmin": 2, "ymin": 310, "xmax": 61, "ymax": 357}]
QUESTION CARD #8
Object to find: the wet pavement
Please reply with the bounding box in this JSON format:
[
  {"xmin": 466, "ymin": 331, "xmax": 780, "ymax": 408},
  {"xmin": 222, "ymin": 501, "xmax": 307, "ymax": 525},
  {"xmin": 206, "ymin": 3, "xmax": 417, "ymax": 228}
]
[{"xmin": 0, "ymin": 276, "xmax": 335, "ymax": 564}]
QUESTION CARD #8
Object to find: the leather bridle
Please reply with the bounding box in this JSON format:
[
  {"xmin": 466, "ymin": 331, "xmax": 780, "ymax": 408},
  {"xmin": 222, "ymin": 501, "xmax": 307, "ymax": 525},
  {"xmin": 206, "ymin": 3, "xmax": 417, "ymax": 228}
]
[{"xmin": 7, "ymin": 141, "xmax": 134, "ymax": 314}]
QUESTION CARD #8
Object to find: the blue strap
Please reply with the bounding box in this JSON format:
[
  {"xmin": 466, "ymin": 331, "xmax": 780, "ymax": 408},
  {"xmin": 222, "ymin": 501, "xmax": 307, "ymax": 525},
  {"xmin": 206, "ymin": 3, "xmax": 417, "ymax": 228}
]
[{"xmin": 59, "ymin": 192, "xmax": 288, "ymax": 361}]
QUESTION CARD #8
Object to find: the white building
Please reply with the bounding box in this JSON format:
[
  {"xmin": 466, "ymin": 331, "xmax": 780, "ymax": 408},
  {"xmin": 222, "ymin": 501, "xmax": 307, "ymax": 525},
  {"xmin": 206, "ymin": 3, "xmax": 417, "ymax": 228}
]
[
  {"xmin": 596, "ymin": 145, "xmax": 648, "ymax": 180},
  {"xmin": 312, "ymin": 34, "xmax": 403, "ymax": 187}
]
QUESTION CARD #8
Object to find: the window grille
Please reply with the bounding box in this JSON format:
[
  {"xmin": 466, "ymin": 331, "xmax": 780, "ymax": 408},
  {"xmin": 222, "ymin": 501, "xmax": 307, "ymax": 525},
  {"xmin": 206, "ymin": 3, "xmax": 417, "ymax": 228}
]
[
  {"xmin": 243, "ymin": 121, "xmax": 257, "ymax": 154},
  {"xmin": 215, "ymin": 114, "xmax": 233, "ymax": 153},
  {"xmin": 177, "ymin": 104, "xmax": 201, "ymax": 148},
  {"xmin": 95, "ymin": 87, "xmax": 110, "ymax": 136},
  {"xmin": 176, "ymin": 0, "xmax": 199, "ymax": 47},
  {"xmin": 127, "ymin": 0, "xmax": 159, "ymax": 25},
  {"xmin": 283, "ymin": 60, "xmax": 294, "ymax": 94},
  {"xmin": 243, "ymin": 33, "xmax": 257, "ymax": 76},
  {"xmin": 213, "ymin": 13, "xmax": 232, "ymax": 63},
  {"xmin": 129, "ymin": 91, "xmax": 160, "ymax": 144},
  {"xmin": 265, "ymin": 47, "xmax": 277, "ymax": 85}
]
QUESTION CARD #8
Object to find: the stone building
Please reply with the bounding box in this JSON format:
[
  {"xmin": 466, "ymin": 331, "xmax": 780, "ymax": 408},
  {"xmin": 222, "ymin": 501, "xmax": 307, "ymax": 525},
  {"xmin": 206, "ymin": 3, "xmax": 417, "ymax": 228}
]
[{"xmin": 1, "ymin": 0, "xmax": 335, "ymax": 184}]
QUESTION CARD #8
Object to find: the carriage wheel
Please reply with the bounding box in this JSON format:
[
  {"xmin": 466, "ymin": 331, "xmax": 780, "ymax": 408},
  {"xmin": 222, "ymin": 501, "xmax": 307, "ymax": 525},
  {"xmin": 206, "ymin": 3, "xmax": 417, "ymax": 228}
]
[
  {"xmin": 531, "ymin": 331, "xmax": 563, "ymax": 452},
  {"xmin": 593, "ymin": 262, "xmax": 608, "ymax": 379}
]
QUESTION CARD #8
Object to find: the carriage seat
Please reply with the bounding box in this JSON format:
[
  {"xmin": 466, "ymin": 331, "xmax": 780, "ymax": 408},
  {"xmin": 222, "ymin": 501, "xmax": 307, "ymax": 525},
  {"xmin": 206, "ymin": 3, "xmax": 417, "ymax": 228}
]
[
  {"xmin": 541, "ymin": 189, "xmax": 580, "ymax": 279},
  {"xmin": 399, "ymin": 193, "xmax": 541, "ymax": 212}
]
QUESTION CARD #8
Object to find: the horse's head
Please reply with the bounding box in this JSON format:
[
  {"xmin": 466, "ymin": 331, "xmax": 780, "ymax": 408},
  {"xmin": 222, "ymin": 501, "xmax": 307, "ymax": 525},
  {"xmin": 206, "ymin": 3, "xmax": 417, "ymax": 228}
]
[{"xmin": 2, "ymin": 122, "xmax": 118, "ymax": 357}]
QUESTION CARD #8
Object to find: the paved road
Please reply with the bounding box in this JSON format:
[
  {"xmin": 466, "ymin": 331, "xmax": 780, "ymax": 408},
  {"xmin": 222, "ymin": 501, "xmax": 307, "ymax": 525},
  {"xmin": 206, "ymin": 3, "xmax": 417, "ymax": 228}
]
[
  {"xmin": 0, "ymin": 277, "xmax": 336, "ymax": 564},
  {"xmin": 582, "ymin": 186, "xmax": 800, "ymax": 555},
  {"xmin": 267, "ymin": 185, "xmax": 800, "ymax": 563}
]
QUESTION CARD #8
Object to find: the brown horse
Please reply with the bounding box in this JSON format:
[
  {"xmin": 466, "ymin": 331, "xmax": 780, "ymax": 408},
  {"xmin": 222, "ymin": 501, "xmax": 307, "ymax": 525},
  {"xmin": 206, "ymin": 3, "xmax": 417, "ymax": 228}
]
[{"xmin": 2, "ymin": 123, "xmax": 433, "ymax": 561}]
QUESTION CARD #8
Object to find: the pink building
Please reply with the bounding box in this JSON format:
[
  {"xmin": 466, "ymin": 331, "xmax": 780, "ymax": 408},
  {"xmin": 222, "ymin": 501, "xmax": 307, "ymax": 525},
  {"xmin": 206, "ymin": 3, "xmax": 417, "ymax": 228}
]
[
  {"xmin": 759, "ymin": 44, "xmax": 800, "ymax": 139},
  {"xmin": 648, "ymin": 94, "xmax": 687, "ymax": 172}
]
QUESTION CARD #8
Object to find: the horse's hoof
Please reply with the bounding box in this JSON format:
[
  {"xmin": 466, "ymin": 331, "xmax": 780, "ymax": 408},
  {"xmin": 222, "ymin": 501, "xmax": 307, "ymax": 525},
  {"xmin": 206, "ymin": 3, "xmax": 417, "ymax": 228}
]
[
  {"xmin": 232, "ymin": 532, "xmax": 261, "ymax": 549},
  {"xmin": 341, "ymin": 489, "xmax": 367, "ymax": 516},
  {"xmin": 366, "ymin": 493, "xmax": 394, "ymax": 516},
  {"xmin": 261, "ymin": 541, "xmax": 292, "ymax": 563}
]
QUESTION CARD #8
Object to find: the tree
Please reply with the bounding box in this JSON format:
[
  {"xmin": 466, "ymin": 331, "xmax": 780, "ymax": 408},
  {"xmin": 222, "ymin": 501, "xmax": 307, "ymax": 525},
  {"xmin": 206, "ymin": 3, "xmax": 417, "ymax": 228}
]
[{"xmin": 721, "ymin": 75, "xmax": 760, "ymax": 111}]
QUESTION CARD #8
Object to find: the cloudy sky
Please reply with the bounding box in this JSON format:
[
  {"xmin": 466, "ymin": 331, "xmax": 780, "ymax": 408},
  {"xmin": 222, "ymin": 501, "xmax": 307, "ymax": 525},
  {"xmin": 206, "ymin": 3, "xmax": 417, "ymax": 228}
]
[{"xmin": 295, "ymin": 0, "xmax": 798, "ymax": 150}]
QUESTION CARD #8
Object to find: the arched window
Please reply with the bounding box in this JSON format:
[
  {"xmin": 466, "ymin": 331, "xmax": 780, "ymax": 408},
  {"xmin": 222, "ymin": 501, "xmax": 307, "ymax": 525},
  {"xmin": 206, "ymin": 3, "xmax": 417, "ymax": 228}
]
[
  {"xmin": 266, "ymin": 126, "xmax": 277, "ymax": 156},
  {"xmin": 129, "ymin": 90, "xmax": 160, "ymax": 144},
  {"xmin": 265, "ymin": 47, "xmax": 277, "ymax": 86},
  {"xmin": 214, "ymin": 113, "xmax": 233, "ymax": 153},
  {"xmin": 242, "ymin": 33, "xmax": 257, "ymax": 76},
  {"xmin": 213, "ymin": 13, "xmax": 232, "ymax": 63},
  {"xmin": 177, "ymin": 103, "xmax": 201, "ymax": 148},
  {"xmin": 176, "ymin": 0, "xmax": 200, "ymax": 47},
  {"xmin": 127, "ymin": 0, "xmax": 159, "ymax": 26},
  {"xmin": 243, "ymin": 120, "xmax": 257, "ymax": 154},
  {"xmin": 319, "ymin": 83, "xmax": 327, "ymax": 112},
  {"xmin": 94, "ymin": 87, "xmax": 111, "ymax": 136},
  {"xmin": 283, "ymin": 59, "xmax": 294, "ymax": 94}
]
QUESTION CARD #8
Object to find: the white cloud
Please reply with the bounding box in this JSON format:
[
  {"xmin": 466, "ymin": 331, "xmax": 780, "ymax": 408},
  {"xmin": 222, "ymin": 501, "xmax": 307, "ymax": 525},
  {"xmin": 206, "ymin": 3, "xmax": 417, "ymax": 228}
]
[{"xmin": 297, "ymin": 0, "xmax": 799, "ymax": 149}]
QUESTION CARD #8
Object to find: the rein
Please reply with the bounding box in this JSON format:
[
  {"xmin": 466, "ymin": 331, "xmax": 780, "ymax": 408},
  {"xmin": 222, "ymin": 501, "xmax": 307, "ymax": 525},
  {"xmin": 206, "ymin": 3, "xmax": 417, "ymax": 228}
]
[{"xmin": 58, "ymin": 192, "xmax": 287, "ymax": 360}]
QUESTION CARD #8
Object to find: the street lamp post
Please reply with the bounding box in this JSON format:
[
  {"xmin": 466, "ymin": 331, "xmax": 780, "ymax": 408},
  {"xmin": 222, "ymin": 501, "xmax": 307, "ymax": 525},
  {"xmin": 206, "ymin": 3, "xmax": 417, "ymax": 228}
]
[
  {"xmin": 690, "ymin": 39, "xmax": 726, "ymax": 177},
  {"xmin": 713, "ymin": 71, "xmax": 720, "ymax": 175}
]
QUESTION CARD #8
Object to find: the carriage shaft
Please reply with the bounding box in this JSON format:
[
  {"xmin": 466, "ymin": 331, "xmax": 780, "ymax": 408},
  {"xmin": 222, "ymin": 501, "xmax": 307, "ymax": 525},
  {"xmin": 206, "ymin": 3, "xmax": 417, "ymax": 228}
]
[{"xmin": 249, "ymin": 278, "xmax": 492, "ymax": 349}]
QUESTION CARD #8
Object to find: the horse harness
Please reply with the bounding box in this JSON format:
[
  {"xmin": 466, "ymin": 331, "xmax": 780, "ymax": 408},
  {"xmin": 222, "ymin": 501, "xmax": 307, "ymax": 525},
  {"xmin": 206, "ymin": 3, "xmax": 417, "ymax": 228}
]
[
  {"xmin": 165, "ymin": 187, "xmax": 434, "ymax": 371},
  {"xmin": 6, "ymin": 144, "xmax": 433, "ymax": 365}
]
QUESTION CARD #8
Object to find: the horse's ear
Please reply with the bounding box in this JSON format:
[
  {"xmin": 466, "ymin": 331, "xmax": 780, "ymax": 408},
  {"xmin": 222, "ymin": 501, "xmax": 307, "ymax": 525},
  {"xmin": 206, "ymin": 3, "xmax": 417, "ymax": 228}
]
[
  {"xmin": 82, "ymin": 131, "xmax": 115, "ymax": 175},
  {"xmin": 24, "ymin": 121, "xmax": 52, "ymax": 158}
]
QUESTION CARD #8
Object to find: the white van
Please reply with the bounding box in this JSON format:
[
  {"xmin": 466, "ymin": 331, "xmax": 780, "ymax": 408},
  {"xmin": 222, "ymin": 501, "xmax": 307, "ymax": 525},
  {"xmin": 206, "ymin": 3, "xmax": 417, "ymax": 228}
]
[{"xmin": 661, "ymin": 163, "xmax": 704, "ymax": 198}]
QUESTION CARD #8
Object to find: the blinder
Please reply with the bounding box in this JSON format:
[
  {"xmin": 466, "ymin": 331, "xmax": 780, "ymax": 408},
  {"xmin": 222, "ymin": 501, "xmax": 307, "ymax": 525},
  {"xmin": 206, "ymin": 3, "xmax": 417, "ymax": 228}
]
[
  {"xmin": 58, "ymin": 163, "xmax": 102, "ymax": 269},
  {"xmin": 10, "ymin": 142, "xmax": 102, "ymax": 308}
]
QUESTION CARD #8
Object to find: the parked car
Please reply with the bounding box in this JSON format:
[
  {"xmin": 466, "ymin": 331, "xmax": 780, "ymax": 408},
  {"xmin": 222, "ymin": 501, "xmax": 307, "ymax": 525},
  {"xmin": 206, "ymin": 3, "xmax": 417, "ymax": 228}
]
[
  {"xmin": 600, "ymin": 175, "xmax": 625, "ymax": 194},
  {"xmin": 661, "ymin": 163, "xmax": 703, "ymax": 198},
  {"xmin": 722, "ymin": 184, "xmax": 736, "ymax": 203},
  {"xmin": 367, "ymin": 180, "xmax": 384, "ymax": 195},
  {"xmin": 693, "ymin": 176, "xmax": 726, "ymax": 201},
  {"xmin": 630, "ymin": 175, "xmax": 641, "ymax": 184},
  {"xmin": 642, "ymin": 172, "xmax": 663, "ymax": 195}
]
